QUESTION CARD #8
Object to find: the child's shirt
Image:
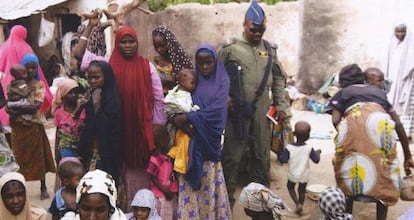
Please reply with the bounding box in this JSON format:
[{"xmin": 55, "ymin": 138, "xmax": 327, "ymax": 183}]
[
  {"xmin": 48, "ymin": 187, "xmax": 77, "ymax": 218},
  {"xmin": 280, "ymin": 143, "xmax": 320, "ymax": 183},
  {"xmin": 54, "ymin": 106, "xmax": 86, "ymax": 148},
  {"xmin": 146, "ymin": 152, "xmax": 178, "ymax": 198}
]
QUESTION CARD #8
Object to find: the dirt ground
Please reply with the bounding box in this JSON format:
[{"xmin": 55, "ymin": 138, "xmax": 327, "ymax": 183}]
[{"xmin": 26, "ymin": 110, "xmax": 414, "ymax": 219}]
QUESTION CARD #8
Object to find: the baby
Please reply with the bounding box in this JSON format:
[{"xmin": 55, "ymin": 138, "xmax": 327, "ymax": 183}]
[
  {"xmin": 7, "ymin": 64, "xmax": 34, "ymax": 123},
  {"xmin": 279, "ymin": 121, "xmax": 321, "ymax": 215}
]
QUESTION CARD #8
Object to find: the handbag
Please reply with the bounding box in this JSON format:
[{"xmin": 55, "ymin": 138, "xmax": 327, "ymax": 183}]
[{"xmin": 400, "ymin": 175, "xmax": 414, "ymax": 201}]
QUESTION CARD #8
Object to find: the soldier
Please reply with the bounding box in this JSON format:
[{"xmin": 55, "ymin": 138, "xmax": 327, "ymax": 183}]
[{"xmin": 218, "ymin": 0, "xmax": 292, "ymax": 208}]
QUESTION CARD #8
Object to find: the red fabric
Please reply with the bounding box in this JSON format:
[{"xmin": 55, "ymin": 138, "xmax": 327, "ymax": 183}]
[
  {"xmin": 109, "ymin": 26, "xmax": 154, "ymax": 168},
  {"xmin": 0, "ymin": 25, "xmax": 52, "ymax": 126}
]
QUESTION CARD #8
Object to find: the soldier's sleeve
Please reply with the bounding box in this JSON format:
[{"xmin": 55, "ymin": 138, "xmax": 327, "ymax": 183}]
[{"xmin": 271, "ymin": 46, "xmax": 290, "ymax": 114}]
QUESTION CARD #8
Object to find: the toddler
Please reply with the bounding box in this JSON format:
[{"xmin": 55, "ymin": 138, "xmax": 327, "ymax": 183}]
[
  {"xmin": 165, "ymin": 68, "xmax": 199, "ymax": 174},
  {"xmin": 146, "ymin": 124, "xmax": 178, "ymax": 219},
  {"xmin": 49, "ymin": 159, "xmax": 85, "ymax": 219},
  {"xmin": 7, "ymin": 64, "xmax": 34, "ymax": 123},
  {"xmin": 127, "ymin": 188, "xmax": 161, "ymax": 220},
  {"xmin": 279, "ymin": 121, "xmax": 321, "ymax": 215}
]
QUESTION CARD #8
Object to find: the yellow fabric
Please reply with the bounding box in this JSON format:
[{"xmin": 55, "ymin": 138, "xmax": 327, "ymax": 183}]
[{"xmin": 167, "ymin": 129, "xmax": 189, "ymax": 174}]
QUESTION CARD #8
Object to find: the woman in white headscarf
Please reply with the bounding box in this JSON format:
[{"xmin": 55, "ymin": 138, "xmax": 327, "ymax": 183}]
[
  {"xmin": 0, "ymin": 172, "xmax": 47, "ymax": 220},
  {"xmin": 61, "ymin": 169, "xmax": 126, "ymax": 220},
  {"xmin": 126, "ymin": 189, "xmax": 161, "ymax": 220}
]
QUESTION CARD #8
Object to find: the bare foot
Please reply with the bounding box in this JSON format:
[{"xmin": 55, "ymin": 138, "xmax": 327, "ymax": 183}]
[
  {"xmin": 40, "ymin": 189, "xmax": 50, "ymax": 200},
  {"xmin": 295, "ymin": 204, "xmax": 303, "ymax": 215}
]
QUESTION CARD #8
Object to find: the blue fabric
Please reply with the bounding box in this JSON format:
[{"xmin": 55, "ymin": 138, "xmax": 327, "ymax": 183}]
[
  {"xmin": 57, "ymin": 147, "xmax": 79, "ymax": 158},
  {"xmin": 79, "ymin": 61, "xmax": 122, "ymax": 185},
  {"xmin": 245, "ymin": 0, "xmax": 265, "ymax": 25},
  {"xmin": 21, "ymin": 53, "xmax": 40, "ymax": 80},
  {"xmin": 185, "ymin": 44, "xmax": 230, "ymax": 190}
]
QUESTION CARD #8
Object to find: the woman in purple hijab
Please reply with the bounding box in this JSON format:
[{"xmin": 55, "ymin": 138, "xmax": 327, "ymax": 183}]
[{"xmin": 173, "ymin": 44, "xmax": 231, "ymax": 219}]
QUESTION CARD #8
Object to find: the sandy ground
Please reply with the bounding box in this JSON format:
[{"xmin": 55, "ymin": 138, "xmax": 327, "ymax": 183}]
[{"xmin": 25, "ymin": 110, "xmax": 414, "ymax": 220}]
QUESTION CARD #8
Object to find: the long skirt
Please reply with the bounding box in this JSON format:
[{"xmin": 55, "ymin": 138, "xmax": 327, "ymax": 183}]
[
  {"xmin": 11, "ymin": 122, "xmax": 55, "ymax": 181},
  {"xmin": 177, "ymin": 161, "xmax": 232, "ymax": 220},
  {"xmin": 333, "ymin": 102, "xmax": 400, "ymax": 205}
]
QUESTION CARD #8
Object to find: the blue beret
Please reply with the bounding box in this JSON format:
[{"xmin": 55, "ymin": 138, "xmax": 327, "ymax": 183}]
[{"xmin": 245, "ymin": 0, "xmax": 265, "ymax": 25}]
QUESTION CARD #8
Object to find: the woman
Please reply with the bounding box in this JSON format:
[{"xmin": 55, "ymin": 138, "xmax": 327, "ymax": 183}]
[
  {"xmin": 152, "ymin": 26, "xmax": 193, "ymax": 94},
  {"xmin": 79, "ymin": 61, "xmax": 121, "ymax": 185},
  {"xmin": 109, "ymin": 26, "xmax": 166, "ymax": 208},
  {"xmin": 61, "ymin": 169, "xmax": 126, "ymax": 220},
  {"xmin": 0, "ymin": 25, "xmax": 52, "ymax": 127},
  {"xmin": 172, "ymin": 44, "xmax": 231, "ymax": 219},
  {"xmin": 8, "ymin": 53, "xmax": 56, "ymax": 200},
  {"xmin": 328, "ymin": 64, "xmax": 414, "ymax": 218},
  {"xmin": 0, "ymin": 172, "xmax": 47, "ymax": 220}
]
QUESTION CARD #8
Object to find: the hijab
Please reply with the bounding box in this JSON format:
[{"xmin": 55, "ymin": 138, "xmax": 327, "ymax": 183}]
[
  {"xmin": 130, "ymin": 189, "xmax": 161, "ymax": 220},
  {"xmin": 318, "ymin": 187, "xmax": 354, "ymax": 220},
  {"xmin": 152, "ymin": 26, "xmax": 193, "ymax": 75},
  {"xmin": 0, "ymin": 172, "xmax": 47, "ymax": 220},
  {"xmin": 185, "ymin": 44, "xmax": 230, "ymax": 189},
  {"xmin": 51, "ymin": 78, "xmax": 79, "ymax": 113},
  {"xmin": 109, "ymin": 26, "xmax": 154, "ymax": 168},
  {"xmin": 20, "ymin": 53, "xmax": 53, "ymax": 114}
]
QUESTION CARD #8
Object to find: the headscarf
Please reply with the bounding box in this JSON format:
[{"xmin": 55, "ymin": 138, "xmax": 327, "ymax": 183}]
[
  {"xmin": 185, "ymin": 44, "xmax": 230, "ymax": 190},
  {"xmin": 51, "ymin": 78, "xmax": 79, "ymax": 113},
  {"xmin": 79, "ymin": 61, "xmax": 121, "ymax": 184},
  {"xmin": 20, "ymin": 53, "xmax": 53, "ymax": 114},
  {"xmin": 130, "ymin": 189, "xmax": 161, "ymax": 220},
  {"xmin": 338, "ymin": 64, "xmax": 365, "ymax": 88},
  {"xmin": 76, "ymin": 169, "xmax": 126, "ymax": 220},
  {"xmin": 245, "ymin": 0, "xmax": 266, "ymax": 25},
  {"xmin": 0, "ymin": 25, "xmax": 52, "ymax": 126},
  {"xmin": 0, "ymin": 172, "xmax": 47, "ymax": 220},
  {"xmin": 61, "ymin": 32, "xmax": 78, "ymax": 74},
  {"xmin": 109, "ymin": 26, "xmax": 154, "ymax": 168},
  {"xmin": 239, "ymin": 182, "xmax": 286, "ymax": 220},
  {"xmin": 152, "ymin": 26, "xmax": 193, "ymax": 75},
  {"xmin": 318, "ymin": 187, "xmax": 354, "ymax": 220}
]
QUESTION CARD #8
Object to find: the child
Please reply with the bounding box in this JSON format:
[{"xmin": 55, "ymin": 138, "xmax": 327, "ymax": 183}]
[
  {"xmin": 146, "ymin": 124, "xmax": 178, "ymax": 219},
  {"xmin": 7, "ymin": 64, "xmax": 34, "ymax": 124},
  {"xmin": 48, "ymin": 159, "xmax": 84, "ymax": 220},
  {"xmin": 52, "ymin": 78, "xmax": 86, "ymax": 162},
  {"xmin": 364, "ymin": 67, "xmax": 386, "ymax": 91},
  {"xmin": 127, "ymin": 188, "xmax": 161, "ymax": 220},
  {"xmin": 279, "ymin": 121, "xmax": 321, "ymax": 215},
  {"xmin": 318, "ymin": 187, "xmax": 354, "ymax": 220},
  {"xmin": 165, "ymin": 68, "xmax": 199, "ymax": 174}
]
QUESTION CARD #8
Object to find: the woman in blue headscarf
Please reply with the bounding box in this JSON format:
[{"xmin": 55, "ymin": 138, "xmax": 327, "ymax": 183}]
[
  {"xmin": 8, "ymin": 53, "xmax": 56, "ymax": 200},
  {"xmin": 172, "ymin": 44, "xmax": 231, "ymax": 219}
]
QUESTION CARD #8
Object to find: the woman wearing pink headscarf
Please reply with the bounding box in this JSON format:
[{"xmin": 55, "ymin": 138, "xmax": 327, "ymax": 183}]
[{"xmin": 0, "ymin": 25, "xmax": 52, "ymax": 127}]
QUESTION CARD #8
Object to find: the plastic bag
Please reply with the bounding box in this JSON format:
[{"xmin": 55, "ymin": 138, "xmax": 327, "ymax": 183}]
[
  {"xmin": 38, "ymin": 14, "xmax": 55, "ymax": 47},
  {"xmin": 0, "ymin": 133, "xmax": 19, "ymax": 177}
]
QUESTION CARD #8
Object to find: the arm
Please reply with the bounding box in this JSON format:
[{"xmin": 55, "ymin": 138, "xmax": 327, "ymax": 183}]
[
  {"xmin": 73, "ymin": 11, "xmax": 101, "ymax": 61},
  {"xmin": 150, "ymin": 62, "xmax": 167, "ymax": 125},
  {"xmin": 331, "ymin": 108, "xmax": 342, "ymax": 128},
  {"xmin": 272, "ymin": 61, "xmax": 289, "ymax": 123},
  {"xmin": 388, "ymin": 109, "xmax": 414, "ymax": 175}
]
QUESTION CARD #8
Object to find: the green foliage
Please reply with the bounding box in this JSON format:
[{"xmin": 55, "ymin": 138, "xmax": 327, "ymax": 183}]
[{"xmin": 148, "ymin": 0, "xmax": 296, "ymax": 12}]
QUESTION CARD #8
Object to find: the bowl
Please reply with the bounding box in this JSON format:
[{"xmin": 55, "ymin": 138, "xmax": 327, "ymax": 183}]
[{"xmin": 306, "ymin": 184, "xmax": 329, "ymax": 201}]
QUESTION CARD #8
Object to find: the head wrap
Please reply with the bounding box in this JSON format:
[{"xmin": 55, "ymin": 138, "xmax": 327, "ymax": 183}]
[
  {"xmin": 51, "ymin": 78, "xmax": 79, "ymax": 113},
  {"xmin": 338, "ymin": 64, "xmax": 364, "ymax": 88},
  {"xmin": 153, "ymin": 26, "xmax": 193, "ymax": 75},
  {"xmin": 185, "ymin": 44, "xmax": 230, "ymax": 190},
  {"xmin": 239, "ymin": 182, "xmax": 286, "ymax": 220},
  {"xmin": 0, "ymin": 172, "xmax": 46, "ymax": 220},
  {"xmin": 131, "ymin": 189, "xmax": 161, "ymax": 220},
  {"xmin": 318, "ymin": 187, "xmax": 354, "ymax": 220},
  {"xmin": 245, "ymin": 0, "xmax": 266, "ymax": 25},
  {"xmin": 21, "ymin": 53, "xmax": 40, "ymax": 80}
]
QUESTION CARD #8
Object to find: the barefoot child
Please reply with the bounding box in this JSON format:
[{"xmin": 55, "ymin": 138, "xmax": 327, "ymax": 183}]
[
  {"xmin": 279, "ymin": 121, "xmax": 321, "ymax": 215},
  {"xmin": 146, "ymin": 124, "xmax": 178, "ymax": 219},
  {"xmin": 48, "ymin": 160, "xmax": 84, "ymax": 220}
]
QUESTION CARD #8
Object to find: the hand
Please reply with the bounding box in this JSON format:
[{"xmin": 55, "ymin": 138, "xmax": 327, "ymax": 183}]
[
  {"xmin": 274, "ymin": 110, "xmax": 287, "ymax": 123},
  {"xmin": 404, "ymin": 158, "xmax": 414, "ymax": 176},
  {"xmin": 171, "ymin": 114, "xmax": 193, "ymax": 136}
]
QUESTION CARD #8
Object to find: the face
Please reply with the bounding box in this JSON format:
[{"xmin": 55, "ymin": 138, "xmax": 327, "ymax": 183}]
[
  {"xmin": 24, "ymin": 62, "xmax": 37, "ymax": 79},
  {"xmin": 366, "ymin": 72, "xmax": 385, "ymax": 89},
  {"xmin": 133, "ymin": 206, "xmax": 151, "ymax": 220},
  {"xmin": 12, "ymin": 67, "xmax": 27, "ymax": 80},
  {"xmin": 87, "ymin": 64, "xmax": 105, "ymax": 89},
  {"xmin": 196, "ymin": 52, "xmax": 215, "ymax": 78},
  {"xmin": 63, "ymin": 167, "xmax": 84, "ymax": 190},
  {"xmin": 118, "ymin": 35, "xmax": 138, "ymax": 59},
  {"xmin": 1, "ymin": 181, "xmax": 26, "ymax": 215},
  {"xmin": 64, "ymin": 87, "xmax": 81, "ymax": 104},
  {"xmin": 395, "ymin": 27, "xmax": 407, "ymax": 42},
  {"xmin": 79, "ymin": 193, "xmax": 112, "ymax": 220},
  {"xmin": 243, "ymin": 18, "xmax": 266, "ymax": 45},
  {"xmin": 153, "ymin": 34, "xmax": 168, "ymax": 58},
  {"xmin": 180, "ymin": 73, "xmax": 196, "ymax": 92}
]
